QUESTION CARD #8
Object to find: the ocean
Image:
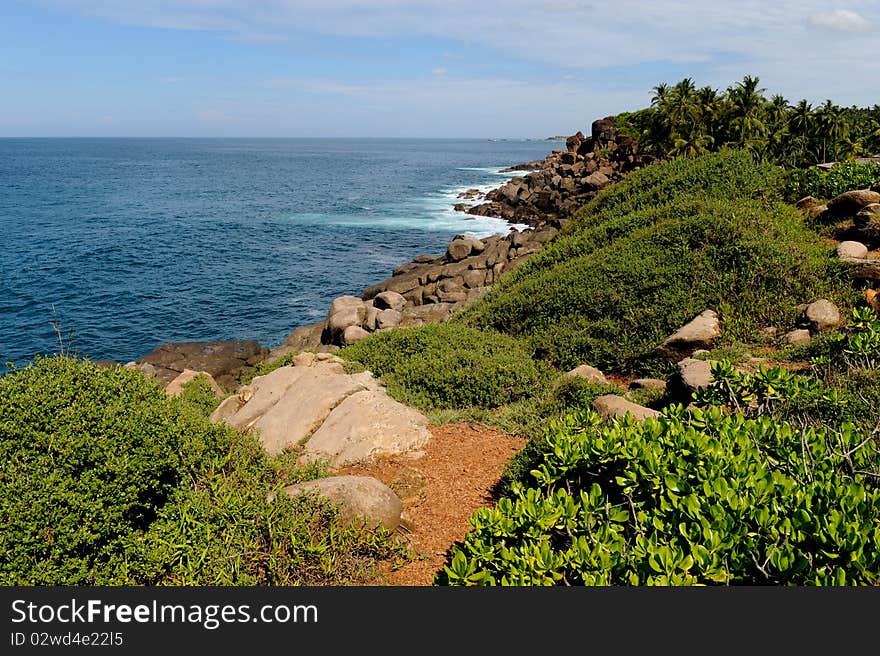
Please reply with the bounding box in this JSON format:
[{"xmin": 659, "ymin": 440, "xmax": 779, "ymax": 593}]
[{"xmin": 0, "ymin": 138, "xmax": 555, "ymax": 369}]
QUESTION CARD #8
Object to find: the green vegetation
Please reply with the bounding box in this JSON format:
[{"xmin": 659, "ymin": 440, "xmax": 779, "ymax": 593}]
[
  {"xmin": 339, "ymin": 323, "xmax": 552, "ymax": 411},
  {"xmin": 0, "ymin": 357, "xmax": 402, "ymax": 585},
  {"xmin": 438, "ymin": 408, "xmax": 880, "ymax": 585},
  {"xmin": 784, "ymin": 161, "xmax": 880, "ymax": 202},
  {"xmin": 619, "ymin": 75, "xmax": 880, "ymax": 165},
  {"xmin": 459, "ymin": 150, "xmax": 845, "ymax": 374}
]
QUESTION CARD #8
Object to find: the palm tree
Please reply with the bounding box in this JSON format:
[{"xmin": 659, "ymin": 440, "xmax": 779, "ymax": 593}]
[{"xmin": 726, "ymin": 75, "xmax": 768, "ymax": 152}]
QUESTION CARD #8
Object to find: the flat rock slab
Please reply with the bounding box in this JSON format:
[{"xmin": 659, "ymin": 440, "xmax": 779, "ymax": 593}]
[
  {"xmin": 252, "ymin": 367, "xmax": 375, "ymax": 456},
  {"xmin": 136, "ymin": 340, "xmax": 267, "ymax": 391},
  {"xmin": 279, "ymin": 476, "xmax": 403, "ymax": 531},
  {"xmin": 299, "ymin": 389, "xmax": 432, "ymax": 468},
  {"xmin": 592, "ymin": 395, "xmax": 659, "ymax": 422}
]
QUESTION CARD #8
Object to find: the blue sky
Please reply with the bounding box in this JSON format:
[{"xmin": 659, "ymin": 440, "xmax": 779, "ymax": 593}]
[{"xmin": 1, "ymin": 0, "xmax": 878, "ymax": 137}]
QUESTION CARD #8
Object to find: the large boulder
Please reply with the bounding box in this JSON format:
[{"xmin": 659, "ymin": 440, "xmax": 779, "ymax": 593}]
[
  {"xmin": 826, "ymin": 190, "xmax": 880, "ymax": 217},
  {"xmin": 268, "ymin": 321, "xmax": 325, "ymax": 361},
  {"xmin": 223, "ymin": 364, "xmax": 377, "ymax": 456},
  {"xmin": 803, "ymin": 299, "xmax": 841, "ymax": 332},
  {"xmin": 342, "ymin": 325, "xmax": 370, "ymax": 345},
  {"xmin": 135, "ymin": 340, "xmax": 268, "ymax": 391},
  {"xmin": 326, "ymin": 296, "xmax": 367, "ymax": 343},
  {"xmin": 592, "ymin": 395, "xmax": 659, "ymax": 422},
  {"xmin": 299, "ymin": 389, "xmax": 431, "ymax": 469},
  {"xmin": 656, "ymin": 310, "xmax": 721, "ymax": 360},
  {"xmin": 277, "ymin": 476, "xmax": 403, "ymax": 532},
  {"xmin": 446, "ymin": 237, "xmax": 484, "ymax": 262},
  {"xmin": 373, "ymin": 290, "xmax": 407, "ymax": 312}
]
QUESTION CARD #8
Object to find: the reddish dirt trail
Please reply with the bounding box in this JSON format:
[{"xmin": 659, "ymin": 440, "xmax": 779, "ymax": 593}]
[{"xmin": 339, "ymin": 423, "xmax": 525, "ymax": 586}]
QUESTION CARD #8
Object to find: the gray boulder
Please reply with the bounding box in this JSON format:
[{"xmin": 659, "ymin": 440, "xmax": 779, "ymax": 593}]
[
  {"xmin": 566, "ymin": 364, "xmax": 608, "ymax": 384},
  {"xmin": 785, "ymin": 329, "xmax": 812, "ymax": 346},
  {"xmin": 278, "ymin": 476, "xmax": 403, "ymax": 532},
  {"xmin": 657, "ymin": 310, "xmax": 721, "ymax": 360},
  {"xmin": 342, "ymin": 325, "xmax": 370, "ymax": 345},
  {"xmin": 804, "ymin": 299, "xmax": 841, "ymax": 332},
  {"xmin": 671, "ymin": 358, "xmax": 715, "ymax": 398},
  {"xmin": 446, "ymin": 237, "xmax": 483, "ymax": 261},
  {"xmin": 136, "ymin": 339, "xmax": 268, "ymax": 391},
  {"xmin": 592, "ymin": 395, "xmax": 659, "ymax": 422}
]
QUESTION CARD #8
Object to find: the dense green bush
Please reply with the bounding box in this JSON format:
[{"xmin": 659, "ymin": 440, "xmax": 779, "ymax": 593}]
[
  {"xmin": 339, "ymin": 323, "xmax": 552, "ymax": 410},
  {"xmin": 0, "ymin": 357, "xmax": 401, "ymax": 585},
  {"xmin": 460, "ymin": 150, "xmax": 845, "ymax": 375},
  {"xmin": 784, "ymin": 162, "xmax": 880, "ymax": 202},
  {"xmin": 438, "ymin": 408, "xmax": 880, "ymax": 585}
]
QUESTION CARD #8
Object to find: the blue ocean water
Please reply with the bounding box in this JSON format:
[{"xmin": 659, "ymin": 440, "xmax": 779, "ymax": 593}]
[{"xmin": 0, "ymin": 138, "xmax": 554, "ymax": 368}]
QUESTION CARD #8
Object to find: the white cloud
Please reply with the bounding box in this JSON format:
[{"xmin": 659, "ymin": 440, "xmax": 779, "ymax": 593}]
[
  {"xmin": 432, "ymin": 67, "xmax": 447, "ymax": 76},
  {"xmin": 808, "ymin": 9, "xmax": 872, "ymax": 33}
]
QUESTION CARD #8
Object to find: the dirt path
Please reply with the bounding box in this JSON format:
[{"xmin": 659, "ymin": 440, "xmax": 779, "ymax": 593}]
[{"xmin": 340, "ymin": 422, "xmax": 525, "ymax": 586}]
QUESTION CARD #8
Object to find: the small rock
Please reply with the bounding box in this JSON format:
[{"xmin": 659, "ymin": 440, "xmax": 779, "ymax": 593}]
[
  {"xmin": 758, "ymin": 326, "xmax": 778, "ymax": 341},
  {"xmin": 292, "ymin": 351, "xmax": 316, "ymax": 367},
  {"xmin": 165, "ymin": 369, "xmax": 224, "ymax": 399},
  {"xmin": 566, "ymin": 364, "xmax": 608, "ymax": 384},
  {"xmin": 375, "ymin": 309, "xmax": 402, "ymax": 330},
  {"xmin": 592, "ymin": 395, "xmax": 659, "ymax": 422},
  {"xmin": 629, "ymin": 378, "xmax": 667, "ymax": 392},
  {"xmin": 804, "ymin": 299, "xmax": 841, "ymax": 332},
  {"xmin": 836, "ymin": 241, "xmax": 869, "ymax": 259},
  {"xmin": 785, "ymin": 329, "xmax": 812, "ymax": 346},
  {"xmin": 673, "ymin": 358, "xmax": 715, "ymax": 395},
  {"xmin": 656, "ymin": 309, "xmax": 721, "ymax": 361},
  {"xmin": 277, "ymin": 476, "xmax": 403, "ymax": 532}
]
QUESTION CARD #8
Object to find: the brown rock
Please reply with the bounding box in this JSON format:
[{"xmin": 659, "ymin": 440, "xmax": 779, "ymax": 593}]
[
  {"xmin": 278, "ymin": 476, "xmax": 403, "ymax": 532},
  {"xmin": 136, "ymin": 339, "xmax": 268, "ymax": 391},
  {"xmin": 592, "ymin": 395, "xmax": 659, "ymax": 422}
]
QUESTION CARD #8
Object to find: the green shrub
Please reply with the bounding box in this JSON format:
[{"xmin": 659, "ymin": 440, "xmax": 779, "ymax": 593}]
[
  {"xmin": 438, "ymin": 408, "xmax": 880, "ymax": 586},
  {"xmin": 339, "ymin": 323, "xmax": 552, "ymax": 410},
  {"xmin": 0, "ymin": 357, "xmax": 229, "ymax": 584},
  {"xmin": 172, "ymin": 373, "xmax": 225, "ymax": 417},
  {"xmin": 460, "ymin": 150, "xmax": 845, "ymax": 375},
  {"xmin": 0, "ymin": 357, "xmax": 402, "ymax": 585},
  {"xmin": 784, "ymin": 162, "xmax": 880, "ymax": 202}
]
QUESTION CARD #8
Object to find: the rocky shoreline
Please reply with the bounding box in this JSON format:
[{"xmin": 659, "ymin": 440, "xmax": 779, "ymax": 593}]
[{"xmin": 129, "ymin": 117, "xmax": 653, "ymax": 390}]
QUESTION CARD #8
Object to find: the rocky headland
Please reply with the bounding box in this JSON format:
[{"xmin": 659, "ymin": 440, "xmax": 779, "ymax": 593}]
[{"xmin": 130, "ymin": 117, "xmax": 651, "ymax": 389}]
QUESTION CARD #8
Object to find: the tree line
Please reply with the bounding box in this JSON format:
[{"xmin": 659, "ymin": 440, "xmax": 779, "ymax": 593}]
[{"xmin": 619, "ymin": 76, "xmax": 880, "ymax": 167}]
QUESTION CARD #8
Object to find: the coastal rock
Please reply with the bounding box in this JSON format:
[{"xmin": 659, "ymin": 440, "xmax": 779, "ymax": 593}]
[
  {"xmin": 165, "ymin": 369, "xmax": 224, "ymax": 399},
  {"xmin": 804, "ymin": 299, "xmax": 841, "ymax": 332},
  {"xmin": 592, "ymin": 395, "xmax": 659, "ymax": 422},
  {"xmin": 566, "ymin": 364, "xmax": 608, "ymax": 384},
  {"xmin": 299, "ymin": 389, "xmax": 431, "ymax": 469},
  {"xmin": 342, "ymin": 325, "xmax": 371, "ymax": 345},
  {"xmin": 657, "ymin": 310, "xmax": 721, "ymax": 360},
  {"xmin": 373, "ymin": 290, "xmax": 407, "ymax": 312},
  {"xmin": 269, "ymin": 321, "xmax": 325, "ymax": 361},
  {"xmin": 446, "ymin": 237, "xmax": 484, "ymax": 261},
  {"xmin": 277, "ymin": 476, "xmax": 403, "ymax": 532},
  {"xmin": 136, "ymin": 339, "xmax": 268, "ymax": 392},
  {"xmin": 837, "ymin": 241, "xmax": 869, "ymax": 259},
  {"xmin": 375, "ymin": 309, "xmax": 402, "ymax": 330},
  {"xmin": 226, "ymin": 364, "xmax": 377, "ymax": 456},
  {"xmin": 326, "ymin": 296, "xmax": 367, "ymax": 343}
]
